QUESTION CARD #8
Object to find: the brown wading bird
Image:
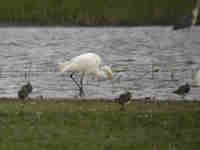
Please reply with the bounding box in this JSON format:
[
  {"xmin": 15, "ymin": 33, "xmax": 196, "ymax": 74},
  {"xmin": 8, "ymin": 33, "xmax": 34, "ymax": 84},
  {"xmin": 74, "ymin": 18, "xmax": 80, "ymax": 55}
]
[
  {"xmin": 115, "ymin": 91, "xmax": 132, "ymax": 110},
  {"xmin": 173, "ymin": 83, "xmax": 191, "ymax": 99}
]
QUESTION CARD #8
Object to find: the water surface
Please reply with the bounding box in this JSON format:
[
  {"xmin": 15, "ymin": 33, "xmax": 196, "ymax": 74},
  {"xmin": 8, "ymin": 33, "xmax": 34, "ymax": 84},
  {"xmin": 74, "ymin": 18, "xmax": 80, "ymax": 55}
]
[{"xmin": 0, "ymin": 26, "xmax": 200, "ymax": 100}]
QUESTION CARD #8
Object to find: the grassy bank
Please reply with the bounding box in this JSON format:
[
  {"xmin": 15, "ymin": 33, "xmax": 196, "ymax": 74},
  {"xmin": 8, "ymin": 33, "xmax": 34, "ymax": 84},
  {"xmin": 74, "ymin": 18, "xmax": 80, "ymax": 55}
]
[
  {"xmin": 0, "ymin": 0, "xmax": 197, "ymax": 26},
  {"xmin": 0, "ymin": 99, "xmax": 200, "ymax": 150}
]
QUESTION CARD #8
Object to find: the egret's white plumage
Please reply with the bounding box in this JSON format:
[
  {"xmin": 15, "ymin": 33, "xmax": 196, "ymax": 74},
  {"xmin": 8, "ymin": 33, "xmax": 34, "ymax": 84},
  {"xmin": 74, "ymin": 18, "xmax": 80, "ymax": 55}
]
[
  {"xmin": 59, "ymin": 53, "xmax": 112, "ymax": 96},
  {"xmin": 192, "ymin": 70, "xmax": 200, "ymax": 87}
]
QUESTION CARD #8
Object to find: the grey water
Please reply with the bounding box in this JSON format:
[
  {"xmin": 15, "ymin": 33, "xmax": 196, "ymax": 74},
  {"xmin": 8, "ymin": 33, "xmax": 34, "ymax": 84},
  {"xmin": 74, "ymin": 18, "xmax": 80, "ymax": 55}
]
[{"xmin": 0, "ymin": 26, "xmax": 200, "ymax": 100}]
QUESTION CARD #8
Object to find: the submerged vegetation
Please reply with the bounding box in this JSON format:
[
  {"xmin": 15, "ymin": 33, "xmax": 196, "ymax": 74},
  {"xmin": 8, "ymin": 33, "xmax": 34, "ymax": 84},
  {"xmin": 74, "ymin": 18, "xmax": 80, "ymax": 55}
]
[
  {"xmin": 0, "ymin": 99, "xmax": 200, "ymax": 149},
  {"xmin": 0, "ymin": 0, "xmax": 197, "ymax": 25}
]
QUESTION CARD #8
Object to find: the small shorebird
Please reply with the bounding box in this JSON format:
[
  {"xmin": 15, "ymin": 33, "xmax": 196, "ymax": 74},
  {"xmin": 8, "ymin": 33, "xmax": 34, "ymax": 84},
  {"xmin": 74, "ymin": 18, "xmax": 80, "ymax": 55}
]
[
  {"xmin": 173, "ymin": 83, "xmax": 191, "ymax": 99},
  {"xmin": 115, "ymin": 91, "xmax": 132, "ymax": 110},
  {"xmin": 18, "ymin": 81, "xmax": 33, "ymax": 100}
]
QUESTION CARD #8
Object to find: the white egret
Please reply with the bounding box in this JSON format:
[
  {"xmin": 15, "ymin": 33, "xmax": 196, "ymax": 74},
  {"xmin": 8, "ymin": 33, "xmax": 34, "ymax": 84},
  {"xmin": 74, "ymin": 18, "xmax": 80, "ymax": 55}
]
[
  {"xmin": 192, "ymin": 70, "xmax": 200, "ymax": 87},
  {"xmin": 59, "ymin": 53, "xmax": 113, "ymax": 97}
]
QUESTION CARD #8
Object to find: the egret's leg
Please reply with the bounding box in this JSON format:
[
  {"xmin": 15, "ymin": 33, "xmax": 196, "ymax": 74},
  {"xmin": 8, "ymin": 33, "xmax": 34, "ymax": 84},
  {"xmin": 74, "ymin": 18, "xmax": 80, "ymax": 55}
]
[
  {"xmin": 70, "ymin": 73, "xmax": 82, "ymax": 91},
  {"xmin": 79, "ymin": 72, "xmax": 85, "ymax": 97}
]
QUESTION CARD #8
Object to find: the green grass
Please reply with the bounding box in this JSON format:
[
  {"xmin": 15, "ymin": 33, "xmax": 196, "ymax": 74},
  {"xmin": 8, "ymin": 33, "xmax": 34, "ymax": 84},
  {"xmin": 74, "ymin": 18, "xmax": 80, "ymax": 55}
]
[
  {"xmin": 0, "ymin": 0, "xmax": 197, "ymax": 25},
  {"xmin": 0, "ymin": 99, "xmax": 200, "ymax": 150}
]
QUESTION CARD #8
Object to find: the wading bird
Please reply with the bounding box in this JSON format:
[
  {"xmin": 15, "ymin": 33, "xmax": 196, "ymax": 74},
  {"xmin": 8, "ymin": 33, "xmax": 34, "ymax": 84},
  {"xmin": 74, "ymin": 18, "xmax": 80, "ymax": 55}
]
[
  {"xmin": 192, "ymin": 70, "xmax": 200, "ymax": 87},
  {"xmin": 18, "ymin": 81, "xmax": 33, "ymax": 100},
  {"xmin": 59, "ymin": 53, "xmax": 113, "ymax": 97},
  {"xmin": 173, "ymin": 7, "xmax": 199, "ymax": 30},
  {"xmin": 173, "ymin": 83, "xmax": 191, "ymax": 99},
  {"xmin": 115, "ymin": 91, "xmax": 132, "ymax": 110},
  {"xmin": 18, "ymin": 62, "xmax": 33, "ymax": 100}
]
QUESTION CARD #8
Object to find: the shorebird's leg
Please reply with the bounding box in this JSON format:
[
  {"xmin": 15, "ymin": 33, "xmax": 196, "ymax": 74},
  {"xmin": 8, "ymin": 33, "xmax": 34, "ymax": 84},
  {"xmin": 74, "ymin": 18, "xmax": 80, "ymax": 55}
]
[
  {"xmin": 70, "ymin": 72, "xmax": 82, "ymax": 93},
  {"xmin": 79, "ymin": 72, "xmax": 85, "ymax": 97},
  {"xmin": 120, "ymin": 104, "xmax": 125, "ymax": 111},
  {"xmin": 182, "ymin": 94, "xmax": 186, "ymax": 100}
]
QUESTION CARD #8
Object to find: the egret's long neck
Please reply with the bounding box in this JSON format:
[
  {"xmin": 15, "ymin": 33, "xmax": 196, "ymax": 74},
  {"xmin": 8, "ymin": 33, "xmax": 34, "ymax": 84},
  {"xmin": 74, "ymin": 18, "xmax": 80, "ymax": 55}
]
[{"xmin": 95, "ymin": 68, "xmax": 107, "ymax": 80}]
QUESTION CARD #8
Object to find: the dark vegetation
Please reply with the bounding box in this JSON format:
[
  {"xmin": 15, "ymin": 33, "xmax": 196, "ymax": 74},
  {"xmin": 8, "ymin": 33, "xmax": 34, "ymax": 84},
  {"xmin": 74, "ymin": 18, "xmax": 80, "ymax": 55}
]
[{"xmin": 0, "ymin": 0, "xmax": 198, "ymax": 26}]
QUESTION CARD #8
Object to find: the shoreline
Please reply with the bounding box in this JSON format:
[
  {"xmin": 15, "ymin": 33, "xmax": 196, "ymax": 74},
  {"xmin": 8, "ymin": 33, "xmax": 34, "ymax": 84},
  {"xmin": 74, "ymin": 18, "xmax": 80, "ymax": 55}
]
[
  {"xmin": 0, "ymin": 23, "xmax": 173, "ymax": 28},
  {"xmin": 0, "ymin": 97, "xmax": 199, "ymax": 103},
  {"xmin": 0, "ymin": 23, "xmax": 199, "ymax": 28}
]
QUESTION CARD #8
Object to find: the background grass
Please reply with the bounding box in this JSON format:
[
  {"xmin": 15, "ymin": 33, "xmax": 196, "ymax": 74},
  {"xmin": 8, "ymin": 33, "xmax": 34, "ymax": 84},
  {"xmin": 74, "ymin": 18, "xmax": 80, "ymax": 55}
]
[
  {"xmin": 0, "ymin": 0, "xmax": 197, "ymax": 25},
  {"xmin": 0, "ymin": 99, "xmax": 200, "ymax": 150}
]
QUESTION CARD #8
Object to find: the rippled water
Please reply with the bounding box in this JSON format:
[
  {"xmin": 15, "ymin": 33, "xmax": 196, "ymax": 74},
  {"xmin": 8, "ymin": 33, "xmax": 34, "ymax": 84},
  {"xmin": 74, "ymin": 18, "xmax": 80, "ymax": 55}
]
[{"xmin": 0, "ymin": 26, "xmax": 200, "ymax": 100}]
